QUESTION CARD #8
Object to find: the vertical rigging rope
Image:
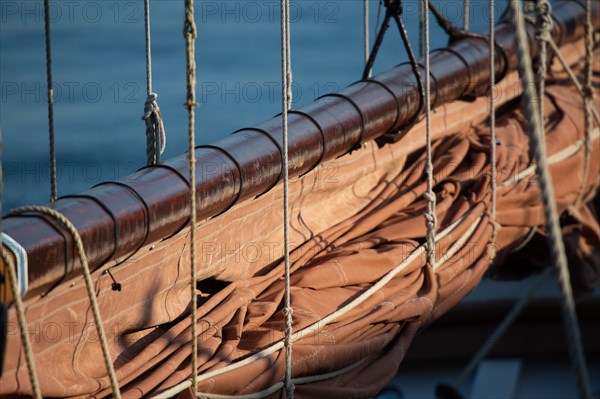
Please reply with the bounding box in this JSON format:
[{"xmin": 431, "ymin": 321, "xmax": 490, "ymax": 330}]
[
  {"xmin": 183, "ymin": 0, "xmax": 198, "ymax": 396},
  {"xmin": 43, "ymin": 0, "xmax": 57, "ymax": 202},
  {"xmin": 364, "ymin": 0, "xmax": 370, "ymax": 76},
  {"xmin": 7, "ymin": 206, "xmax": 122, "ymax": 398},
  {"xmin": 509, "ymin": 2, "xmax": 592, "ymax": 398},
  {"xmin": 0, "ymin": 134, "xmax": 42, "ymax": 399},
  {"xmin": 422, "ymin": 0, "xmax": 437, "ymax": 268},
  {"xmin": 419, "ymin": 0, "xmax": 425, "ymax": 57},
  {"xmin": 535, "ymin": 0, "xmax": 552, "ymax": 122},
  {"xmin": 280, "ymin": 1, "xmax": 295, "ymax": 397},
  {"xmin": 464, "ymin": 0, "xmax": 469, "ymax": 30},
  {"xmin": 577, "ymin": 0, "xmax": 594, "ymax": 205},
  {"xmin": 489, "ymin": 0, "xmax": 498, "ymax": 254},
  {"xmin": 142, "ymin": 0, "xmax": 167, "ymax": 166}
]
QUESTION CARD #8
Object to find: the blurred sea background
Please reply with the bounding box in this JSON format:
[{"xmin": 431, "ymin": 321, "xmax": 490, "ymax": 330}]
[{"xmin": 0, "ymin": 0, "xmax": 506, "ymax": 212}]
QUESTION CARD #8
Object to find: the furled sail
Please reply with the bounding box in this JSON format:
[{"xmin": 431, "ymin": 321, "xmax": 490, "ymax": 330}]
[{"xmin": 0, "ymin": 1, "xmax": 599, "ymax": 398}]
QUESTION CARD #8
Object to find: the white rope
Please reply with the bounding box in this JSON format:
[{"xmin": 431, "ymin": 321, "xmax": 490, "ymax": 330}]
[
  {"xmin": 142, "ymin": 0, "xmax": 166, "ymax": 166},
  {"xmin": 154, "ymin": 121, "xmax": 600, "ymax": 399},
  {"xmin": 509, "ymin": 2, "xmax": 592, "ymax": 397},
  {"xmin": 280, "ymin": 0, "xmax": 294, "ymax": 397},
  {"xmin": 422, "ymin": 0, "xmax": 437, "ymax": 269},
  {"xmin": 7, "ymin": 206, "xmax": 122, "ymax": 398},
  {"xmin": 153, "ymin": 209, "xmax": 482, "ymax": 399}
]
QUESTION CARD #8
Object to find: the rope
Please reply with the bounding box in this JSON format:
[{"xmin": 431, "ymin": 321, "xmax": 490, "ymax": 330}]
[
  {"xmin": 183, "ymin": 0, "xmax": 199, "ymax": 396},
  {"xmin": 43, "ymin": 0, "xmax": 57, "ymax": 202},
  {"xmin": 154, "ymin": 123, "xmax": 600, "ymax": 399},
  {"xmin": 153, "ymin": 211, "xmax": 483, "ymax": 399},
  {"xmin": 364, "ymin": 0, "xmax": 370, "ymax": 76},
  {"xmin": 509, "ymin": 2, "xmax": 592, "ymax": 398},
  {"xmin": 419, "ymin": 0, "xmax": 425, "ymax": 57},
  {"xmin": 535, "ymin": 0, "xmax": 552, "ymax": 122},
  {"xmin": 0, "ymin": 135, "xmax": 42, "ymax": 398},
  {"xmin": 7, "ymin": 206, "xmax": 121, "ymax": 398},
  {"xmin": 423, "ymin": 0, "xmax": 437, "ymax": 269},
  {"xmin": 0, "ymin": 250, "xmax": 42, "ymax": 398},
  {"xmin": 455, "ymin": 268, "xmax": 551, "ymax": 387},
  {"xmin": 577, "ymin": 0, "xmax": 594, "ymax": 206},
  {"xmin": 489, "ymin": 0, "xmax": 498, "ymax": 256},
  {"xmin": 464, "ymin": 0, "xmax": 469, "ymax": 30},
  {"xmin": 546, "ymin": 38, "xmax": 600, "ymax": 125},
  {"xmin": 280, "ymin": 0, "xmax": 294, "ymax": 396},
  {"xmin": 142, "ymin": 0, "xmax": 166, "ymax": 166}
]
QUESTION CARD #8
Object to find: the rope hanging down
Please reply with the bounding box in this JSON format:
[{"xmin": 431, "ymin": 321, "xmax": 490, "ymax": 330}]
[
  {"xmin": 364, "ymin": 0, "xmax": 370, "ymax": 76},
  {"xmin": 6, "ymin": 206, "xmax": 122, "ymax": 398},
  {"xmin": 463, "ymin": 0, "xmax": 469, "ymax": 30},
  {"xmin": 0, "ymin": 134, "xmax": 42, "ymax": 398},
  {"xmin": 488, "ymin": 0, "xmax": 498, "ymax": 257},
  {"xmin": 43, "ymin": 0, "xmax": 57, "ymax": 202},
  {"xmin": 509, "ymin": 1, "xmax": 592, "ymax": 398},
  {"xmin": 142, "ymin": 0, "xmax": 166, "ymax": 166},
  {"xmin": 280, "ymin": 0, "xmax": 295, "ymax": 397},
  {"xmin": 535, "ymin": 0, "xmax": 552, "ymax": 121},
  {"xmin": 183, "ymin": 0, "xmax": 199, "ymax": 396},
  {"xmin": 421, "ymin": 0, "xmax": 437, "ymax": 271}
]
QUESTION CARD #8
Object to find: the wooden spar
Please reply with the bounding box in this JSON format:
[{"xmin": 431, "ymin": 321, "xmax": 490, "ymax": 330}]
[{"xmin": 1, "ymin": 0, "xmax": 598, "ymax": 300}]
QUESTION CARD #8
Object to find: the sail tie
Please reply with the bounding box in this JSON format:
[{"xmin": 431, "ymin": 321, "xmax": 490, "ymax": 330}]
[
  {"xmin": 509, "ymin": 1, "xmax": 592, "ymax": 397},
  {"xmin": 6, "ymin": 206, "xmax": 122, "ymax": 398}
]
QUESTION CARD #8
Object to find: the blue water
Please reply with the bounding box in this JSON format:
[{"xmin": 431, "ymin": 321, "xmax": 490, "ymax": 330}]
[{"xmin": 1, "ymin": 0, "xmax": 507, "ymax": 212}]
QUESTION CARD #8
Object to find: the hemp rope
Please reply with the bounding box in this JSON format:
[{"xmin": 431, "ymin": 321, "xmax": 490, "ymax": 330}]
[
  {"xmin": 464, "ymin": 0, "xmax": 469, "ymax": 30},
  {"xmin": 7, "ymin": 206, "xmax": 122, "ymax": 398},
  {"xmin": 509, "ymin": 1, "xmax": 592, "ymax": 397},
  {"xmin": 489, "ymin": 0, "xmax": 498, "ymax": 256},
  {"xmin": 280, "ymin": 0, "xmax": 295, "ymax": 396},
  {"xmin": 0, "ymin": 136, "xmax": 42, "ymax": 398},
  {"xmin": 142, "ymin": 0, "xmax": 166, "ymax": 166},
  {"xmin": 43, "ymin": 0, "xmax": 57, "ymax": 202},
  {"xmin": 364, "ymin": 0, "xmax": 370, "ymax": 76},
  {"xmin": 423, "ymin": 0, "xmax": 437, "ymax": 269},
  {"xmin": 183, "ymin": 0, "xmax": 199, "ymax": 395}
]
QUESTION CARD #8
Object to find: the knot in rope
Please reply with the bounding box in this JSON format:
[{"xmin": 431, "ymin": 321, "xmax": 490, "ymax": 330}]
[
  {"xmin": 535, "ymin": 0, "xmax": 553, "ymax": 43},
  {"xmin": 142, "ymin": 92, "xmax": 166, "ymax": 165}
]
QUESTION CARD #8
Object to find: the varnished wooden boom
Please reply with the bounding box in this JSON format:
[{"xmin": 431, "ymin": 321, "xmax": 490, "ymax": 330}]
[{"xmin": 1, "ymin": 0, "xmax": 598, "ymax": 300}]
